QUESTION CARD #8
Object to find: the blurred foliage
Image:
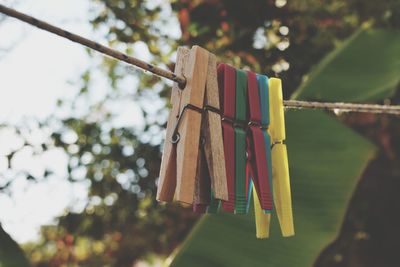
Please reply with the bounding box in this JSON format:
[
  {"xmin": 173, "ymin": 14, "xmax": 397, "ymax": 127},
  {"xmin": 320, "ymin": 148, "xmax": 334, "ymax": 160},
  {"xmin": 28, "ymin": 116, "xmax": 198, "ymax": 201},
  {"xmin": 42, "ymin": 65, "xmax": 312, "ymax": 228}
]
[{"xmin": 0, "ymin": 0, "xmax": 399, "ymax": 266}]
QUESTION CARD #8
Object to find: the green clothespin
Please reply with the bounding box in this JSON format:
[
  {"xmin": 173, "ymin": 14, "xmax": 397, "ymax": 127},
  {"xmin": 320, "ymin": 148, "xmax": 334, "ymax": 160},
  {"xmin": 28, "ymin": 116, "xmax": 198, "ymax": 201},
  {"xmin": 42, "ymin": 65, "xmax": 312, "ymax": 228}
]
[{"xmin": 235, "ymin": 69, "xmax": 248, "ymax": 214}]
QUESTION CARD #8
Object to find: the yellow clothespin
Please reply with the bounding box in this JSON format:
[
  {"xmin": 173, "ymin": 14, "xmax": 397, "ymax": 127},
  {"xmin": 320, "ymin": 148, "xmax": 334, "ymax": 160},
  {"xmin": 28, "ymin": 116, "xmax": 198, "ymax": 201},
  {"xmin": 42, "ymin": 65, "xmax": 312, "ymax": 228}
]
[
  {"xmin": 253, "ymin": 186, "xmax": 271, "ymax": 238},
  {"xmin": 269, "ymin": 78, "xmax": 294, "ymax": 237}
]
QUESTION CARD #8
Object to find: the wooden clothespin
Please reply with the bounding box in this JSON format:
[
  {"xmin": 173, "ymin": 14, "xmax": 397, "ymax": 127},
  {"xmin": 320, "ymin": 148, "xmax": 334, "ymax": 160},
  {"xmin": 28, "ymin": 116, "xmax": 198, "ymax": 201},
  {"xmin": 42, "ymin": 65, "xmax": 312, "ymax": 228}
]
[
  {"xmin": 157, "ymin": 46, "xmax": 209, "ymax": 204},
  {"xmin": 157, "ymin": 46, "xmax": 228, "ymax": 206},
  {"xmin": 157, "ymin": 47, "xmax": 188, "ymax": 203},
  {"xmin": 269, "ymin": 78, "xmax": 295, "ymax": 237}
]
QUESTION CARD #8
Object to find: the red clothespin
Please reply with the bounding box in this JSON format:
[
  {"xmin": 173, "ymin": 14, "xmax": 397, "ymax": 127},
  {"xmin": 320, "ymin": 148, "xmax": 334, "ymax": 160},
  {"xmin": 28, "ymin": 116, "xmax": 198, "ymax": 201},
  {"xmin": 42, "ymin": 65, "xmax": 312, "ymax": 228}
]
[
  {"xmin": 246, "ymin": 71, "xmax": 273, "ymax": 211},
  {"xmin": 217, "ymin": 63, "xmax": 236, "ymax": 212}
]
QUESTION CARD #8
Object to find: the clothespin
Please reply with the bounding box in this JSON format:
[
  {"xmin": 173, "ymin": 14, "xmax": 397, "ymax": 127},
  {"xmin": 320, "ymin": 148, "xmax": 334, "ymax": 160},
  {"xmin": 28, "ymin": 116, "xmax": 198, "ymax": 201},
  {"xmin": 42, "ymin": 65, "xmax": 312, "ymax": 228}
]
[
  {"xmin": 251, "ymin": 73, "xmax": 273, "ymax": 238},
  {"xmin": 202, "ymin": 53, "xmax": 229, "ymax": 201},
  {"xmin": 217, "ymin": 63, "xmax": 236, "ymax": 212},
  {"xmin": 157, "ymin": 46, "xmax": 228, "ymax": 206},
  {"xmin": 157, "ymin": 47, "xmax": 189, "ymax": 203},
  {"xmin": 269, "ymin": 78, "xmax": 295, "ymax": 237},
  {"xmin": 256, "ymin": 74, "xmax": 274, "ymax": 213},
  {"xmin": 234, "ymin": 69, "xmax": 248, "ymax": 214},
  {"xmin": 157, "ymin": 46, "xmax": 209, "ymax": 204},
  {"xmin": 253, "ymin": 186, "xmax": 271, "ymax": 238},
  {"xmin": 193, "ymin": 52, "xmax": 229, "ymax": 212},
  {"xmin": 246, "ymin": 71, "xmax": 273, "ymax": 212},
  {"xmin": 206, "ymin": 192, "xmax": 221, "ymax": 213}
]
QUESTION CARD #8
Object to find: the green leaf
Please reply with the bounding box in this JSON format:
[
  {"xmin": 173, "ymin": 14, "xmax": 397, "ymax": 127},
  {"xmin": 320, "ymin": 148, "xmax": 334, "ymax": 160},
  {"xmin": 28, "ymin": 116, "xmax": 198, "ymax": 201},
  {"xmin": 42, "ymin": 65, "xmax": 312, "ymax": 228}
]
[
  {"xmin": 170, "ymin": 27, "xmax": 400, "ymax": 267},
  {"xmin": 293, "ymin": 26, "xmax": 400, "ymax": 102},
  {"xmin": 0, "ymin": 225, "xmax": 30, "ymax": 267}
]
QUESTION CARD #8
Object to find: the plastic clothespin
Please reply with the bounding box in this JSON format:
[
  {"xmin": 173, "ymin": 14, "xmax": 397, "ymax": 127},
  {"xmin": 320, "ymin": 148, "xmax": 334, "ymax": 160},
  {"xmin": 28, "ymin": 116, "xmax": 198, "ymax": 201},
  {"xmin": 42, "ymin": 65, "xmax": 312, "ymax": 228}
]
[
  {"xmin": 253, "ymin": 186, "xmax": 271, "ymax": 238},
  {"xmin": 251, "ymin": 73, "xmax": 273, "ymax": 238},
  {"xmin": 206, "ymin": 191, "xmax": 221, "ymax": 213},
  {"xmin": 269, "ymin": 78, "xmax": 295, "ymax": 237},
  {"xmin": 256, "ymin": 74, "xmax": 273, "ymax": 213},
  {"xmin": 234, "ymin": 69, "xmax": 248, "ymax": 214},
  {"xmin": 157, "ymin": 46, "xmax": 209, "ymax": 204},
  {"xmin": 246, "ymin": 71, "xmax": 273, "ymax": 212},
  {"xmin": 245, "ymin": 163, "xmax": 253, "ymax": 213},
  {"xmin": 217, "ymin": 63, "xmax": 236, "ymax": 212}
]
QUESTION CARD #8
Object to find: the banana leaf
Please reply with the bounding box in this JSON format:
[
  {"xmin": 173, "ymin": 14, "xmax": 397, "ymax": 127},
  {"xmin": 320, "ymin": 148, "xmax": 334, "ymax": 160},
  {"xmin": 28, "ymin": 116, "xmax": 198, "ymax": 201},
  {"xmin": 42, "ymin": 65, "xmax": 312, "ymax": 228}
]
[
  {"xmin": 170, "ymin": 27, "xmax": 400, "ymax": 267},
  {"xmin": 293, "ymin": 26, "xmax": 400, "ymax": 101},
  {"xmin": 0, "ymin": 224, "xmax": 30, "ymax": 267}
]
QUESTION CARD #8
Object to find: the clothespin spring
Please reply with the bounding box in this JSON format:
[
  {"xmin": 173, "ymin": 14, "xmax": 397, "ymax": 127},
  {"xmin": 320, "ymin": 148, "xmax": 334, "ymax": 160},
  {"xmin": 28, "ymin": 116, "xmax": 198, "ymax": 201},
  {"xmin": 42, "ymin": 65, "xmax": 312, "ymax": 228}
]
[
  {"xmin": 171, "ymin": 105, "xmax": 272, "ymax": 144},
  {"xmin": 222, "ymin": 117, "xmax": 269, "ymax": 131},
  {"xmin": 171, "ymin": 104, "xmax": 221, "ymax": 144}
]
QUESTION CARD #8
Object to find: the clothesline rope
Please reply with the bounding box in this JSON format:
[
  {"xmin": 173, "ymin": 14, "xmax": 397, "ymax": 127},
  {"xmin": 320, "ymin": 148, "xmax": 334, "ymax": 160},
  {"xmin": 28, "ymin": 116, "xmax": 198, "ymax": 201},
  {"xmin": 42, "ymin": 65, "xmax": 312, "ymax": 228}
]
[{"xmin": 1, "ymin": 4, "xmax": 400, "ymax": 115}]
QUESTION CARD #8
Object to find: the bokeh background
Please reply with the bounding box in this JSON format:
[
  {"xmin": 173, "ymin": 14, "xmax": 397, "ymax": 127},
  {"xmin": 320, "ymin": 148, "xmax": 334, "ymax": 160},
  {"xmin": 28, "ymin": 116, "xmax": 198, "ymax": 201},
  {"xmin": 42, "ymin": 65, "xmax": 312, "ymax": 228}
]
[{"xmin": 0, "ymin": 0, "xmax": 399, "ymax": 266}]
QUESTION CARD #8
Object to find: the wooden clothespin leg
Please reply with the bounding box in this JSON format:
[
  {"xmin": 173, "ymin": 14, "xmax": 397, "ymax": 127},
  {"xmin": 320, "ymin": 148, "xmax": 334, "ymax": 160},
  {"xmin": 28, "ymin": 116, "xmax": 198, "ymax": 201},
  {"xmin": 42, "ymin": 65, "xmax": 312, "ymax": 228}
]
[
  {"xmin": 193, "ymin": 51, "xmax": 229, "ymax": 211},
  {"xmin": 202, "ymin": 53, "xmax": 228, "ymax": 201},
  {"xmin": 174, "ymin": 46, "xmax": 209, "ymax": 204},
  {"xmin": 193, "ymin": 145, "xmax": 211, "ymax": 213},
  {"xmin": 269, "ymin": 78, "xmax": 294, "ymax": 237},
  {"xmin": 157, "ymin": 47, "xmax": 189, "ymax": 202},
  {"xmin": 157, "ymin": 46, "xmax": 209, "ymax": 204}
]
